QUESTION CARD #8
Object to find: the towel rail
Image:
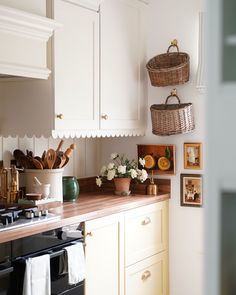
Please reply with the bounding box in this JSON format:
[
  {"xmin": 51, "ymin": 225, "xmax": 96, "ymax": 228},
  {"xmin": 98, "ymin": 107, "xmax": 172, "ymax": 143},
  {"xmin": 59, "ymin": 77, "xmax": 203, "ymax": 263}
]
[{"xmin": 13, "ymin": 239, "xmax": 85, "ymax": 262}]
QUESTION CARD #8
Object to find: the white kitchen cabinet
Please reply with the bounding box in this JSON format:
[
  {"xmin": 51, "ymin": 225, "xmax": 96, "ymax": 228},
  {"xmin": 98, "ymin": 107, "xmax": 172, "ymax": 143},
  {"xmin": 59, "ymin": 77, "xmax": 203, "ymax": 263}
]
[
  {"xmin": 125, "ymin": 252, "xmax": 168, "ymax": 295},
  {"xmin": 84, "ymin": 201, "xmax": 169, "ymax": 295},
  {"xmin": 100, "ymin": 0, "xmax": 147, "ymax": 133},
  {"xmin": 85, "ymin": 213, "xmax": 124, "ymax": 295},
  {"xmin": 0, "ymin": 0, "xmax": 147, "ymax": 138},
  {"xmin": 124, "ymin": 201, "xmax": 168, "ymax": 266},
  {"xmin": 53, "ymin": 0, "xmax": 100, "ymax": 132},
  {"xmin": 52, "ymin": 0, "xmax": 148, "ymax": 138},
  {"xmin": 124, "ymin": 201, "xmax": 169, "ymax": 295}
]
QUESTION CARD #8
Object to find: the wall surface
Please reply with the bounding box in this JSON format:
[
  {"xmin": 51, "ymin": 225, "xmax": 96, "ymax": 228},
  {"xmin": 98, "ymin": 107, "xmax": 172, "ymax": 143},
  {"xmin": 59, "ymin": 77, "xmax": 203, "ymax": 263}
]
[
  {"xmin": 99, "ymin": 1, "xmax": 205, "ymax": 294},
  {"xmin": 0, "ymin": 0, "xmax": 205, "ymax": 294}
]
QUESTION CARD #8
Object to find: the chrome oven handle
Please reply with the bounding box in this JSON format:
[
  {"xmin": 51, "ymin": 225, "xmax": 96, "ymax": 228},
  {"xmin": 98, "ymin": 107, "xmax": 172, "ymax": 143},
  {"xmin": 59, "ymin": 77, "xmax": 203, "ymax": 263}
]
[{"xmin": 0, "ymin": 265, "xmax": 13, "ymax": 277}]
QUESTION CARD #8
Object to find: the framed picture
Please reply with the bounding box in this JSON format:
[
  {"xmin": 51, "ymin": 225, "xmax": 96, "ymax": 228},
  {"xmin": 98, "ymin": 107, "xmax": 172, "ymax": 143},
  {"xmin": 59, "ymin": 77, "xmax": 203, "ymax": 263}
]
[
  {"xmin": 180, "ymin": 174, "xmax": 203, "ymax": 207},
  {"xmin": 184, "ymin": 143, "xmax": 202, "ymax": 169},
  {"xmin": 137, "ymin": 144, "xmax": 176, "ymax": 175}
]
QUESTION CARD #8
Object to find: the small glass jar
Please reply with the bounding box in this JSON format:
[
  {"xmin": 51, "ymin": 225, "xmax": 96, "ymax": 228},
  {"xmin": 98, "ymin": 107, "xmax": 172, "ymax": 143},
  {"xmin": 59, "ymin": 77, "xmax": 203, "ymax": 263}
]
[{"xmin": 62, "ymin": 176, "xmax": 80, "ymax": 202}]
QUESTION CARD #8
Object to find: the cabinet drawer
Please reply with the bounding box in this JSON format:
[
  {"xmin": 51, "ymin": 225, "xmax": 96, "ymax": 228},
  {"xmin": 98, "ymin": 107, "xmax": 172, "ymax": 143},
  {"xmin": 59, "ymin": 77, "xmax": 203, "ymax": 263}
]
[
  {"xmin": 125, "ymin": 201, "xmax": 168, "ymax": 266},
  {"xmin": 125, "ymin": 251, "xmax": 168, "ymax": 295}
]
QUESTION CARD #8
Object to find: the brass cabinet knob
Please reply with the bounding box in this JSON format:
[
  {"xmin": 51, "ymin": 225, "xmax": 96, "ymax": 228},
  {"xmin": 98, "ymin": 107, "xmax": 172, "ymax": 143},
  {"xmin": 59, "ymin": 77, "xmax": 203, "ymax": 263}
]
[
  {"xmin": 56, "ymin": 113, "xmax": 64, "ymax": 120},
  {"xmin": 141, "ymin": 217, "xmax": 151, "ymax": 226},
  {"xmin": 101, "ymin": 114, "xmax": 108, "ymax": 120},
  {"xmin": 141, "ymin": 270, "xmax": 151, "ymax": 281},
  {"xmin": 86, "ymin": 231, "xmax": 93, "ymax": 237}
]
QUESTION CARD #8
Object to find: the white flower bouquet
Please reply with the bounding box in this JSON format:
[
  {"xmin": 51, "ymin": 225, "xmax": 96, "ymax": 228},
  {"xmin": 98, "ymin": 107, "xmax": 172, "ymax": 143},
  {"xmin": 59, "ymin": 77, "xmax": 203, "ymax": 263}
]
[{"xmin": 96, "ymin": 153, "xmax": 148, "ymax": 187}]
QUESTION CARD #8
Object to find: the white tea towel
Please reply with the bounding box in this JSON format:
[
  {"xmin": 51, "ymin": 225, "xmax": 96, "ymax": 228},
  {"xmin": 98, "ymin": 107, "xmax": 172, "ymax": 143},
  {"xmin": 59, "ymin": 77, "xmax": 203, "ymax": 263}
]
[
  {"xmin": 22, "ymin": 254, "xmax": 51, "ymax": 295},
  {"xmin": 64, "ymin": 243, "xmax": 85, "ymax": 285}
]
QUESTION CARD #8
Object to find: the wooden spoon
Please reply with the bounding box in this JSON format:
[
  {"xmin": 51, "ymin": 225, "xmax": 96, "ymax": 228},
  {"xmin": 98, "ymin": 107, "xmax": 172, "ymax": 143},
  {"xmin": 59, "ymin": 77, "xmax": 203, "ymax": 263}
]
[
  {"xmin": 46, "ymin": 149, "xmax": 56, "ymax": 169},
  {"xmin": 31, "ymin": 158, "xmax": 43, "ymax": 169}
]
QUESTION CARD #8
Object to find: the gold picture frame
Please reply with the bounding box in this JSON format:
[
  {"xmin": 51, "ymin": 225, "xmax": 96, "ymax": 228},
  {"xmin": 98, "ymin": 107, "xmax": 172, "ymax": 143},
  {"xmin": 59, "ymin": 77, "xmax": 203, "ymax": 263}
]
[
  {"xmin": 180, "ymin": 174, "xmax": 203, "ymax": 207},
  {"xmin": 184, "ymin": 143, "xmax": 202, "ymax": 170}
]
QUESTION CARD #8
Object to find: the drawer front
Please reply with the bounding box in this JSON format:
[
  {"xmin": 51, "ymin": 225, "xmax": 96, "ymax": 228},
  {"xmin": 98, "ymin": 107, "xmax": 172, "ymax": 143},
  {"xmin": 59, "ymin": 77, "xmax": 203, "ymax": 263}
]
[
  {"xmin": 125, "ymin": 251, "xmax": 168, "ymax": 295},
  {"xmin": 125, "ymin": 201, "xmax": 168, "ymax": 266}
]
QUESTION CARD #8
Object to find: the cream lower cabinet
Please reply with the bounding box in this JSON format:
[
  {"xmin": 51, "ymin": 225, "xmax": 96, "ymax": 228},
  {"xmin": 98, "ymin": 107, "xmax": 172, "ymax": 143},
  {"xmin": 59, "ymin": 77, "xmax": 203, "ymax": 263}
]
[
  {"xmin": 126, "ymin": 252, "xmax": 168, "ymax": 295},
  {"xmin": 85, "ymin": 201, "xmax": 169, "ymax": 295},
  {"xmin": 124, "ymin": 201, "xmax": 169, "ymax": 295},
  {"xmin": 85, "ymin": 213, "xmax": 124, "ymax": 295}
]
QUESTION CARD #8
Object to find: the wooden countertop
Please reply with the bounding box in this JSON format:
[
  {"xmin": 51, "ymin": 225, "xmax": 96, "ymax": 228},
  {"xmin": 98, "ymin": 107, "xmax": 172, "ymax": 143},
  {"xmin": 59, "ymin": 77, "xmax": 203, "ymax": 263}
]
[{"xmin": 0, "ymin": 192, "xmax": 170, "ymax": 244}]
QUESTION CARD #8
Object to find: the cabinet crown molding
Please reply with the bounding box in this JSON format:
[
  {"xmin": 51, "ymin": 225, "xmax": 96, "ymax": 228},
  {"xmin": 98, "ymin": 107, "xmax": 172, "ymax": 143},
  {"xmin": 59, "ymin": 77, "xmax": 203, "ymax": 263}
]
[
  {"xmin": 0, "ymin": 5, "xmax": 61, "ymax": 79},
  {"xmin": 0, "ymin": 5, "xmax": 61, "ymax": 41},
  {"xmin": 61, "ymin": 0, "xmax": 103, "ymax": 11}
]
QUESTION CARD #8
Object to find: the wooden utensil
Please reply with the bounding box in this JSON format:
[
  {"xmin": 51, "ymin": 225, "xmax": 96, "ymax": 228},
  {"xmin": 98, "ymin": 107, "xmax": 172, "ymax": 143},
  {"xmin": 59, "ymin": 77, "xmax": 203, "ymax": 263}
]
[
  {"xmin": 64, "ymin": 144, "xmax": 76, "ymax": 158},
  {"xmin": 31, "ymin": 158, "xmax": 43, "ymax": 169},
  {"xmin": 55, "ymin": 139, "xmax": 64, "ymax": 154},
  {"xmin": 59, "ymin": 154, "xmax": 68, "ymax": 168},
  {"xmin": 46, "ymin": 149, "xmax": 56, "ymax": 169}
]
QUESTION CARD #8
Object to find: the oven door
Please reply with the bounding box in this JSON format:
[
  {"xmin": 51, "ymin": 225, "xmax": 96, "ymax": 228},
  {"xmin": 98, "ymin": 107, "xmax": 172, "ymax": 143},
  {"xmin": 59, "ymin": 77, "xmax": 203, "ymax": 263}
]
[
  {"xmin": 50, "ymin": 242, "xmax": 84, "ymax": 295},
  {"xmin": 0, "ymin": 242, "xmax": 12, "ymax": 295},
  {"xmin": 9, "ymin": 239, "xmax": 85, "ymax": 295}
]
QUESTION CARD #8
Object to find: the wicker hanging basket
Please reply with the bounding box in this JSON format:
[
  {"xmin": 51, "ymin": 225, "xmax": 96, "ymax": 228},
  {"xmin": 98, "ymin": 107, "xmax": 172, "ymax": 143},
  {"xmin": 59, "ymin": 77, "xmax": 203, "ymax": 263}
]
[
  {"xmin": 150, "ymin": 89, "xmax": 195, "ymax": 136},
  {"xmin": 146, "ymin": 40, "xmax": 190, "ymax": 87}
]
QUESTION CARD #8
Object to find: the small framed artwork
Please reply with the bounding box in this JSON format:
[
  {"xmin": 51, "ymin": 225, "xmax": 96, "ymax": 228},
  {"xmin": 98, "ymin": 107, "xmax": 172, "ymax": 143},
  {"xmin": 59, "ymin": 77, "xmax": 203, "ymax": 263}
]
[
  {"xmin": 180, "ymin": 174, "xmax": 203, "ymax": 207},
  {"xmin": 184, "ymin": 143, "xmax": 202, "ymax": 169}
]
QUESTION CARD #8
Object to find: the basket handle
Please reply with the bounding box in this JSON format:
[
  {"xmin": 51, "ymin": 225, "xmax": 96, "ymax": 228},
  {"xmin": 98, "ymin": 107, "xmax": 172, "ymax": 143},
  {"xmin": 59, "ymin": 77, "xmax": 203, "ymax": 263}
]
[
  {"xmin": 165, "ymin": 89, "xmax": 181, "ymax": 104},
  {"xmin": 167, "ymin": 39, "xmax": 179, "ymax": 54}
]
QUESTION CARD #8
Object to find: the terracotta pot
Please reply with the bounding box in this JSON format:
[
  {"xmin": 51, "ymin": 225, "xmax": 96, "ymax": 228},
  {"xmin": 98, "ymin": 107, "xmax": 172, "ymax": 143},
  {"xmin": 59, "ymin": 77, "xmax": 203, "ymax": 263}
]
[{"xmin": 114, "ymin": 178, "xmax": 131, "ymax": 196}]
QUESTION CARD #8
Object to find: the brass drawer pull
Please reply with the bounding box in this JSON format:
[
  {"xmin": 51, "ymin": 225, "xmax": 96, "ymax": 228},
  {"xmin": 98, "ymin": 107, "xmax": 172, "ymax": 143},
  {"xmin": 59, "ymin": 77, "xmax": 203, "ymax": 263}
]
[
  {"xmin": 86, "ymin": 231, "xmax": 93, "ymax": 237},
  {"xmin": 56, "ymin": 113, "xmax": 64, "ymax": 120},
  {"xmin": 141, "ymin": 217, "xmax": 151, "ymax": 225},
  {"xmin": 141, "ymin": 270, "xmax": 151, "ymax": 281}
]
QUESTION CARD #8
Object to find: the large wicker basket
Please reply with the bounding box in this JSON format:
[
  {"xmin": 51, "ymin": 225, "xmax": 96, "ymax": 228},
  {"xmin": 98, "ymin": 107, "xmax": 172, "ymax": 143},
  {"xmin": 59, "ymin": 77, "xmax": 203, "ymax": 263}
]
[
  {"xmin": 150, "ymin": 89, "xmax": 195, "ymax": 136},
  {"xmin": 146, "ymin": 40, "xmax": 190, "ymax": 87}
]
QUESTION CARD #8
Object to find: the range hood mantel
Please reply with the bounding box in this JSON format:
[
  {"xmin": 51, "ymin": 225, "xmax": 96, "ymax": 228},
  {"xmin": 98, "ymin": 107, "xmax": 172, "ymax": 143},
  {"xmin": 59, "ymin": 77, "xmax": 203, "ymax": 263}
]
[{"xmin": 0, "ymin": 5, "xmax": 61, "ymax": 79}]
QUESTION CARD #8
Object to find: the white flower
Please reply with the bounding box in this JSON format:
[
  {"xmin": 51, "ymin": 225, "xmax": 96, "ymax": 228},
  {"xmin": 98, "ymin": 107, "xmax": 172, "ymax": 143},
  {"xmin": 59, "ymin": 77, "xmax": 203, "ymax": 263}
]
[
  {"xmin": 100, "ymin": 165, "xmax": 107, "ymax": 176},
  {"xmin": 139, "ymin": 169, "xmax": 148, "ymax": 182},
  {"xmin": 96, "ymin": 177, "xmax": 102, "ymax": 187},
  {"xmin": 139, "ymin": 157, "xmax": 145, "ymax": 167},
  {"xmin": 107, "ymin": 162, "xmax": 115, "ymax": 170},
  {"xmin": 118, "ymin": 165, "xmax": 126, "ymax": 174},
  {"xmin": 130, "ymin": 169, "xmax": 138, "ymax": 179},
  {"xmin": 110, "ymin": 153, "xmax": 118, "ymax": 160},
  {"xmin": 107, "ymin": 169, "xmax": 116, "ymax": 180}
]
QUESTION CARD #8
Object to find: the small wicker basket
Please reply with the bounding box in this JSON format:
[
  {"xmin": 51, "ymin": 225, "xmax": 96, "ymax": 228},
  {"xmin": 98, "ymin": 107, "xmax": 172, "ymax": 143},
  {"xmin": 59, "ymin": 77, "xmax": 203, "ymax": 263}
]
[
  {"xmin": 146, "ymin": 40, "xmax": 190, "ymax": 87},
  {"xmin": 150, "ymin": 89, "xmax": 195, "ymax": 136}
]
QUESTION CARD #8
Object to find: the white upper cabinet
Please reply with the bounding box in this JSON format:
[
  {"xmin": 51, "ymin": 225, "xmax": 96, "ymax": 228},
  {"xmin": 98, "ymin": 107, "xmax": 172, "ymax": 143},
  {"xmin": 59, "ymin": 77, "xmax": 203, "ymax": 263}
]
[
  {"xmin": 52, "ymin": 0, "xmax": 148, "ymax": 138},
  {"xmin": 100, "ymin": 0, "xmax": 147, "ymax": 134},
  {"xmin": 53, "ymin": 0, "xmax": 99, "ymax": 133},
  {"xmin": 0, "ymin": 0, "xmax": 148, "ymax": 138}
]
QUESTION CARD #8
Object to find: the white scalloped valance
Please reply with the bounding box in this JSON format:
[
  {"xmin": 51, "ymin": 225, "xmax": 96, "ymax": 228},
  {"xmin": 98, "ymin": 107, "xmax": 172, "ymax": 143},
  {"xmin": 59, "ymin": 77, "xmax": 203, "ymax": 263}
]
[{"xmin": 51, "ymin": 129, "xmax": 146, "ymax": 139}]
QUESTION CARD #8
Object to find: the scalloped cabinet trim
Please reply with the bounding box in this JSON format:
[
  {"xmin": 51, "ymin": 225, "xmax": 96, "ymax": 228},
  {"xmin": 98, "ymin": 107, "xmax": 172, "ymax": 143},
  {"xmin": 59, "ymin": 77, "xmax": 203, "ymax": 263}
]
[
  {"xmin": 0, "ymin": 5, "xmax": 61, "ymax": 79},
  {"xmin": 51, "ymin": 129, "xmax": 146, "ymax": 139}
]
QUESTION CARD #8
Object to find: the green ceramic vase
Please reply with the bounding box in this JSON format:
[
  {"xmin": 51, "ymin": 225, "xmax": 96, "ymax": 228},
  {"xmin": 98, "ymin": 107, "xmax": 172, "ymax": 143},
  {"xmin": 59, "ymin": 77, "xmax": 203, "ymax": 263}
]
[{"xmin": 63, "ymin": 176, "xmax": 80, "ymax": 202}]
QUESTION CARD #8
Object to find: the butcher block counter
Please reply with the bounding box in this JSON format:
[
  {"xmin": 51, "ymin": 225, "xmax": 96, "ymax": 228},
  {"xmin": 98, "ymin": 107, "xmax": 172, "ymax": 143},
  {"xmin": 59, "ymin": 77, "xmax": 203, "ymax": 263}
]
[{"xmin": 0, "ymin": 178, "xmax": 170, "ymax": 243}]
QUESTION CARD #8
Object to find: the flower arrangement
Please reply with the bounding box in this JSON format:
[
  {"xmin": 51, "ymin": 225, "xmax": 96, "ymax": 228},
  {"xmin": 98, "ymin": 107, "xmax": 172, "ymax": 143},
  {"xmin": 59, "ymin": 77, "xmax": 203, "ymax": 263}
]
[{"xmin": 96, "ymin": 153, "xmax": 148, "ymax": 187}]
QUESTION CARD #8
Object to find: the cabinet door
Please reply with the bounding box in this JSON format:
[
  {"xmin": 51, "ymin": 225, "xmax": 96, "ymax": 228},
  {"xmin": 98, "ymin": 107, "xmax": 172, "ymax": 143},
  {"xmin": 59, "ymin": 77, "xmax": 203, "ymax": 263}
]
[
  {"xmin": 125, "ymin": 201, "xmax": 168, "ymax": 266},
  {"xmin": 85, "ymin": 214, "xmax": 124, "ymax": 295},
  {"xmin": 126, "ymin": 252, "xmax": 169, "ymax": 295},
  {"xmin": 53, "ymin": 0, "xmax": 99, "ymax": 131},
  {"xmin": 100, "ymin": 0, "xmax": 147, "ymax": 131}
]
